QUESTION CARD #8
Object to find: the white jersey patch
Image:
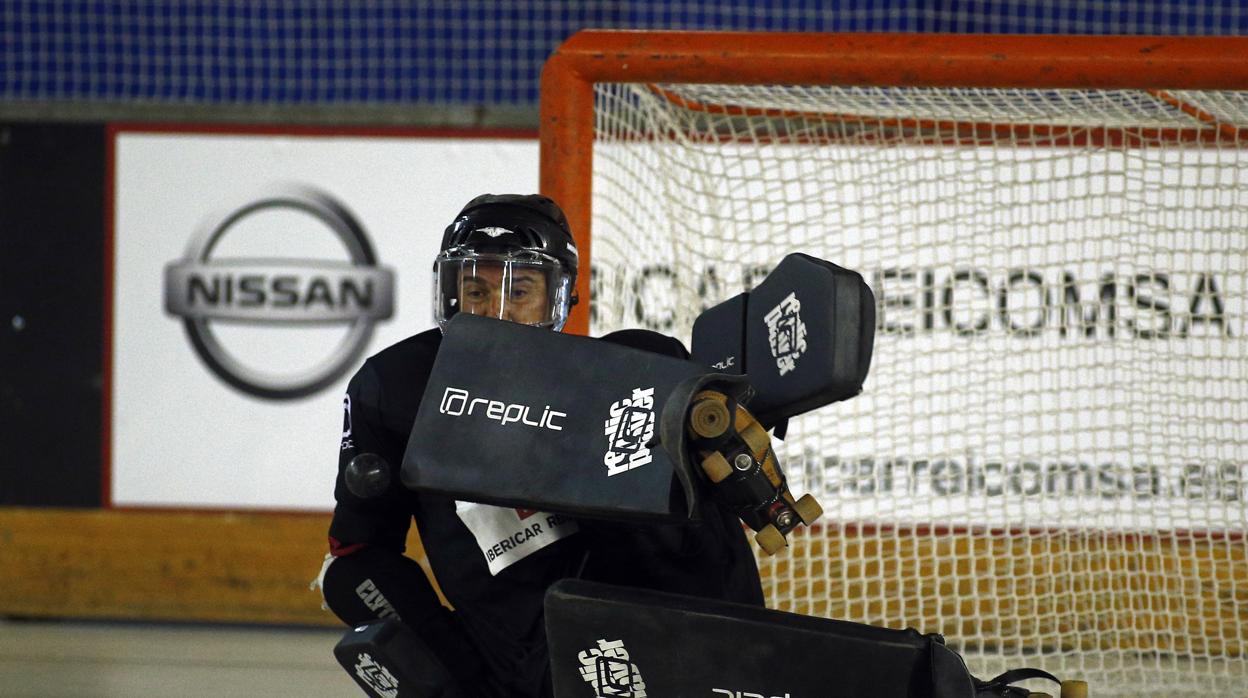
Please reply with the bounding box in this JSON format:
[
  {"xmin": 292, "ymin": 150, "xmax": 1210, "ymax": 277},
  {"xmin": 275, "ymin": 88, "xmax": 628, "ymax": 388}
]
[{"xmin": 454, "ymin": 501, "xmax": 579, "ymax": 575}]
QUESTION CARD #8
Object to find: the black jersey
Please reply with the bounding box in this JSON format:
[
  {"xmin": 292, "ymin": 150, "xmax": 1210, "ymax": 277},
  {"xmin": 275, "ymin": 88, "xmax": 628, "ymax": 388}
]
[{"xmin": 329, "ymin": 326, "xmax": 763, "ymax": 696}]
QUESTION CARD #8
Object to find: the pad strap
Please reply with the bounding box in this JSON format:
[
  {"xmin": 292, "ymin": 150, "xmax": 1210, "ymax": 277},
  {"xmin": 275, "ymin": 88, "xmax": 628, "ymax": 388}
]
[{"xmin": 973, "ymin": 667, "xmax": 1062, "ymax": 697}]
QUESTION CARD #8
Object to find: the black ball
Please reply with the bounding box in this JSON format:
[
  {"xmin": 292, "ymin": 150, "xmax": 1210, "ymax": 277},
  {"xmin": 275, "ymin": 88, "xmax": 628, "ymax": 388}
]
[{"xmin": 344, "ymin": 453, "xmax": 391, "ymax": 499}]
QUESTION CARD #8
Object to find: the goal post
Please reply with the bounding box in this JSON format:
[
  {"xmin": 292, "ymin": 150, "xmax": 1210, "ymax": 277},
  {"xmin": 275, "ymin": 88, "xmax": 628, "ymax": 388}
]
[
  {"xmin": 541, "ymin": 32, "xmax": 1248, "ymax": 338},
  {"xmin": 539, "ymin": 31, "xmax": 1248, "ymax": 696}
]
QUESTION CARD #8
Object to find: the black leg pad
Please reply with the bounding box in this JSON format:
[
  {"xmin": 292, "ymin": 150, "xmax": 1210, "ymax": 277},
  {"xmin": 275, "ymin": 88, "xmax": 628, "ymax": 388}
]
[{"xmin": 334, "ymin": 619, "xmax": 466, "ymax": 698}]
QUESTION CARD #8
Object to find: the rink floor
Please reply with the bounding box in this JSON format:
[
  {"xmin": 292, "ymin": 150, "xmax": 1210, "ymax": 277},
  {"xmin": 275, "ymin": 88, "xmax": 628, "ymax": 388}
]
[{"xmin": 0, "ymin": 619, "xmax": 361, "ymax": 697}]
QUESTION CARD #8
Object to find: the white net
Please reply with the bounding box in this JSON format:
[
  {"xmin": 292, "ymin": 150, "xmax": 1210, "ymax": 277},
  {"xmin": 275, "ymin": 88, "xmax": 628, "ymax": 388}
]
[{"xmin": 590, "ymin": 83, "xmax": 1248, "ymax": 696}]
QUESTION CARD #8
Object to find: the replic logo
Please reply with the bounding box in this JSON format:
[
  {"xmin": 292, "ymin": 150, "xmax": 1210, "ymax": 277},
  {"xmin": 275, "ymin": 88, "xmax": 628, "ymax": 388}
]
[
  {"xmin": 603, "ymin": 388, "xmax": 655, "ymax": 477},
  {"xmin": 439, "ymin": 386, "xmax": 566, "ymax": 431},
  {"xmin": 712, "ymin": 690, "xmax": 792, "ymax": 698},
  {"xmin": 164, "ymin": 184, "xmax": 395, "ymax": 399},
  {"xmin": 577, "ymin": 638, "xmax": 647, "ymax": 697},
  {"xmin": 764, "ymin": 291, "xmax": 807, "ymax": 376},
  {"xmin": 353, "ymin": 651, "xmax": 399, "ymax": 698},
  {"xmin": 341, "ymin": 394, "xmax": 355, "ymax": 452}
]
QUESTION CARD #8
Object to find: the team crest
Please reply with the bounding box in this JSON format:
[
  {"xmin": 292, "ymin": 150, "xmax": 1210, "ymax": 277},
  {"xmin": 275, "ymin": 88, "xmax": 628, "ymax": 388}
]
[
  {"xmin": 764, "ymin": 292, "xmax": 807, "ymax": 376},
  {"xmin": 603, "ymin": 387, "xmax": 656, "ymax": 477},
  {"xmin": 353, "ymin": 652, "xmax": 399, "ymax": 698},
  {"xmin": 577, "ymin": 638, "xmax": 648, "ymax": 697}
]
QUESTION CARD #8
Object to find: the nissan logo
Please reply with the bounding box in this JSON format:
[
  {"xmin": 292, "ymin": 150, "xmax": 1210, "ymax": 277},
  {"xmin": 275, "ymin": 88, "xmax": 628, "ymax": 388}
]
[{"xmin": 164, "ymin": 184, "xmax": 395, "ymax": 399}]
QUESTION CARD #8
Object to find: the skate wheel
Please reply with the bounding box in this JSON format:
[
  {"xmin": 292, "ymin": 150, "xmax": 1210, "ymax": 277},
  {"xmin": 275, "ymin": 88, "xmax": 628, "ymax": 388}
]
[
  {"xmin": 793, "ymin": 493, "xmax": 823, "ymax": 525},
  {"xmin": 755, "ymin": 524, "xmax": 787, "ymax": 555},
  {"xmin": 739, "ymin": 419, "xmax": 770, "ymax": 456},
  {"xmin": 690, "ymin": 395, "xmax": 731, "ymax": 439},
  {"xmin": 700, "ymin": 452, "xmax": 733, "ymax": 484},
  {"xmin": 1059, "ymin": 681, "xmax": 1088, "ymax": 698},
  {"xmin": 1026, "ymin": 694, "xmax": 1052, "ymax": 698}
]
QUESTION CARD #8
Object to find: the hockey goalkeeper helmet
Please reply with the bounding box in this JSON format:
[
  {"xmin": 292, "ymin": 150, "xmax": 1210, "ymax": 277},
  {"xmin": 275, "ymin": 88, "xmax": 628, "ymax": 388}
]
[{"xmin": 434, "ymin": 194, "xmax": 579, "ymax": 332}]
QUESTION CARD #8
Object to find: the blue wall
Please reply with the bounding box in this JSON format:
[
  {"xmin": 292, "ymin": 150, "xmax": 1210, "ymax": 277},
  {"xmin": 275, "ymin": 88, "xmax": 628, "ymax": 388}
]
[{"xmin": 2, "ymin": 1, "xmax": 1245, "ymax": 106}]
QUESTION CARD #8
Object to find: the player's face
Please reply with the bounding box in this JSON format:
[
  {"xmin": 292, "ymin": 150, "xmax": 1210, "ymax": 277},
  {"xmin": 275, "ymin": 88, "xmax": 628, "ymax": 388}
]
[{"xmin": 457, "ymin": 262, "xmax": 550, "ymax": 325}]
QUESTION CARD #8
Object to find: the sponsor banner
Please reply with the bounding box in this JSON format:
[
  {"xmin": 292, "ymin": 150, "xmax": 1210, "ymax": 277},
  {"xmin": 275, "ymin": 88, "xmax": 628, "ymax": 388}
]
[
  {"xmin": 592, "ymin": 144, "xmax": 1247, "ymax": 532},
  {"xmin": 111, "ymin": 130, "xmax": 538, "ymax": 509}
]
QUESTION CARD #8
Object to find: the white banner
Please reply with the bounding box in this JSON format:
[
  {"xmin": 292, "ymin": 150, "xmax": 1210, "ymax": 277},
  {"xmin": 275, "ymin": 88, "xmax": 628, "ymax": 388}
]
[
  {"xmin": 592, "ymin": 143, "xmax": 1248, "ymax": 532},
  {"xmin": 111, "ymin": 130, "xmax": 538, "ymax": 509}
]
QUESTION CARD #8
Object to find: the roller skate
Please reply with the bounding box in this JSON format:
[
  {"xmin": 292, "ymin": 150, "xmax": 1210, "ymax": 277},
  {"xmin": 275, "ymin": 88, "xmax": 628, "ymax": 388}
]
[{"xmin": 685, "ymin": 388, "xmax": 822, "ymax": 555}]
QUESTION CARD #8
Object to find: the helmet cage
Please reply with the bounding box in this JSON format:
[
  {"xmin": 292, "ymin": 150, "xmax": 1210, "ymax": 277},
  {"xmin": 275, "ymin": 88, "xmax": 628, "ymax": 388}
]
[{"xmin": 433, "ymin": 247, "xmax": 573, "ymax": 332}]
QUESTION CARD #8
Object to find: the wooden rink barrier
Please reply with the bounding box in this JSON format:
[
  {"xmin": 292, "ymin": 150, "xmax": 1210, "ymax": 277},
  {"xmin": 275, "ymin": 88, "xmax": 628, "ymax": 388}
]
[
  {"xmin": 766, "ymin": 525, "xmax": 1248, "ymax": 657},
  {"xmin": 0, "ymin": 507, "xmax": 434, "ymax": 626},
  {"xmin": 2, "ymin": 507, "xmax": 1243, "ymax": 661}
]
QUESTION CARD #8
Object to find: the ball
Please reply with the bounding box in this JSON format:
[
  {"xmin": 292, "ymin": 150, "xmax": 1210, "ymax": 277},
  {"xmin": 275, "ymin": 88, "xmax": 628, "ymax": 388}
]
[{"xmin": 344, "ymin": 452, "xmax": 392, "ymax": 499}]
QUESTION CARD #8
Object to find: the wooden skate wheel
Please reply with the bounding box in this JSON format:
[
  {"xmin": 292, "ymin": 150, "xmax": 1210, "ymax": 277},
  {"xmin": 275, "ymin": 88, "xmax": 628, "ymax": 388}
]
[
  {"xmin": 1059, "ymin": 681, "xmax": 1088, "ymax": 698},
  {"xmin": 739, "ymin": 419, "xmax": 770, "ymax": 456},
  {"xmin": 700, "ymin": 452, "xmax": 733, "ymax": 484},
  {"xmin": 690, "ymin": 397, "xmax": 731, "ymax": 439},
  {"xmin": 755, "ymin": 524, "xmax": 787, "ymax": 555},
  {"xmin": 793, "ymin": 493, "xmax": 823, "ymax": 525}
]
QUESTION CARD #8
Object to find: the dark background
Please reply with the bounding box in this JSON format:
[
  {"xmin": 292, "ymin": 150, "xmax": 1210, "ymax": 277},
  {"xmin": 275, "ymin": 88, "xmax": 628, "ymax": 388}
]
[{"xmin": 0, "ymin": 122, "xmax": 105, "ymax": 506}]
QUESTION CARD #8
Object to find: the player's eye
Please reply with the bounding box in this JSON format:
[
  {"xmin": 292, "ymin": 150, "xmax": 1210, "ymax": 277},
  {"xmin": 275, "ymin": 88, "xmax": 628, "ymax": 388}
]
[{"xmin": 509, "ymin": 280, "xmax": 539, "ymax": 301}]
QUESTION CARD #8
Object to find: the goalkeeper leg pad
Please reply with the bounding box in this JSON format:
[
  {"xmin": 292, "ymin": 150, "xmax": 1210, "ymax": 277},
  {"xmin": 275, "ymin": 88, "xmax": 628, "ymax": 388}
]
[
  {"xmin": 691, "ymin": 253, "xmax": 875, "ymax": 427},
  {"xmin": 334, "ymin": 618, "xmax": 467, "ymax": 698}
]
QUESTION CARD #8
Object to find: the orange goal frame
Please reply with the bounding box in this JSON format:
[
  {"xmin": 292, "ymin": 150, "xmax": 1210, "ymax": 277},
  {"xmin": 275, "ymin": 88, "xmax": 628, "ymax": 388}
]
[
  {"xmin": 536, "ymin": 32, "xmax": 1248, "ymax": 660},
  {"xmin": 538, "ymin": 30, "xmax": 1248, "ymax": 336}
]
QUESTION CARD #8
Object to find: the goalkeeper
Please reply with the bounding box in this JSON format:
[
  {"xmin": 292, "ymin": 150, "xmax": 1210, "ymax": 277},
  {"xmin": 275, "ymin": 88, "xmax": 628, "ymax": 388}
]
[{"xmin": 315, "ymin": 194, "xmax": 763, "ymax": 697}]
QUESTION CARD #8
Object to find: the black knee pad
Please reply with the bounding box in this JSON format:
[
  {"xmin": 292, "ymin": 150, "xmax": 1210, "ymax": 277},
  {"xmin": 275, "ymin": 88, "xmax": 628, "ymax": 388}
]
[
  {"xmin": 320, "ymin": 547, "xmax": 489, "ymax": 692},
  {"xmin": 321, "ymin": 547, "xmax": 438, "ymax": 628}
]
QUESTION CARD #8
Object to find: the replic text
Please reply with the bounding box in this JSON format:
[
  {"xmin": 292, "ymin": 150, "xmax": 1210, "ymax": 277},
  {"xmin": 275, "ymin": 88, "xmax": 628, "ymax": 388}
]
[{"xmin": 439, "ymin": 386, "xmax": 566, "ymax": 431}]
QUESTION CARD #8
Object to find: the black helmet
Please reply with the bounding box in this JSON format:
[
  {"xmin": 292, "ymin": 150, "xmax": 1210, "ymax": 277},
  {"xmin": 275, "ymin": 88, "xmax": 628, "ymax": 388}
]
[{"xmin": 434, "ymin": 194, "xmax": 579, "ymax": 332}]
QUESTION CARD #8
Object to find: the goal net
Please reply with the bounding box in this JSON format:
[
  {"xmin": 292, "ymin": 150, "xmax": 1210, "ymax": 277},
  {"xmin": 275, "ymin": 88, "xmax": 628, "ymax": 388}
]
[{"xmin": 542, "ymin": 33, "xmax": 1248, "ymax": 696}]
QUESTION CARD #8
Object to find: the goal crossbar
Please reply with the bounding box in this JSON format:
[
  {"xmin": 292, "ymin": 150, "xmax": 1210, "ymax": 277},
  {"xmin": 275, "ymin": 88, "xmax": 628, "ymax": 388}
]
[{"xmin": 540, "ymin": 30, "xmax": 1248, "ymax": 336}]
